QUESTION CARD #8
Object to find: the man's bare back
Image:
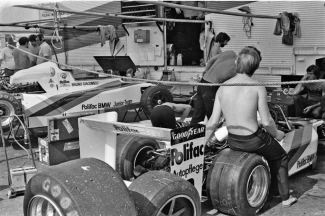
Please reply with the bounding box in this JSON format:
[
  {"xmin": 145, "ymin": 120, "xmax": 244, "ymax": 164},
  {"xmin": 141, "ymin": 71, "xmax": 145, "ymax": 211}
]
[{"xmin": 218, "ymin": 74, "xmax": 261, "ymax": 135}]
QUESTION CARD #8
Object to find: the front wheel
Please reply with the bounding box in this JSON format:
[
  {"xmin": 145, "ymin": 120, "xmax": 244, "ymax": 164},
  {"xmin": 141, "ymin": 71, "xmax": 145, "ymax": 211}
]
[
  {"xmin": 0, "ymin": 92, "xmax": 21, "ymax": 132},
  {"xmin": 206, "ymin": 148, "xmax": 270, "ymax": 216}
]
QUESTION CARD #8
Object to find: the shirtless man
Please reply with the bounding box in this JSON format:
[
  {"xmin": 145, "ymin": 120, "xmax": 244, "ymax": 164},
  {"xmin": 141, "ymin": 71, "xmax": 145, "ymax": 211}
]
[{"xmin": 206, "ymin": 46, "xmax": 297, "ymax": 207}]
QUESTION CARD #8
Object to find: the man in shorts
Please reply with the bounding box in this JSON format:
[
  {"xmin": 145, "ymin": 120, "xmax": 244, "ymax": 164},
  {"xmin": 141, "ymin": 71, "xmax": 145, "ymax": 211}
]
[{"xmin": 205, "ymin": 46, "xmax": 297, "ymax": 207}]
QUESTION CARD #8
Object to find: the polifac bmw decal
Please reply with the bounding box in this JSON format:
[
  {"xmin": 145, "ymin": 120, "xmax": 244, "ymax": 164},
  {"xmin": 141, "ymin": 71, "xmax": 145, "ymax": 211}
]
[
  {"xmin": 283, "ymin": 124, "xmax": 313, "ymax": 170},
  {"xmin": 24, "ymin": 81, "xmax": 138, "ymax": 117}
]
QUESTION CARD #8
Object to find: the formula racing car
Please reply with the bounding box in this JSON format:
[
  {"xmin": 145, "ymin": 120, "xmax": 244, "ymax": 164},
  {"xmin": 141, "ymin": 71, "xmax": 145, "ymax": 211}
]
[
  {"xmin": 23, "ymin": 110, "xmax": 324, "ymax": 216},
  {"xmin": 0, "ymin": 62, "xmax": 173, "ymax": 133}
]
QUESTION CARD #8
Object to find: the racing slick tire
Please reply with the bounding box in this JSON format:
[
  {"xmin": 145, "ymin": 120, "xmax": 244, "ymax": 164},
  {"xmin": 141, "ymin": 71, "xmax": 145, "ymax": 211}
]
[
  {"xmin": 23, "ymin": 158, "xmax": 137, "ymax": 216},
  {"xmin": 129, "ymin": 171, "xmax": 201, "ymax": 216},
  {"xmin": 0, "ymin": 91, "xmax": 21, "ymax": 132},
  {"xmin": 116, "ymin": 135, "xmax": 160, "ymax": 180},
  {"xmin": 206, "ymin": 148, "xmax": 270, "ymax": 216},
  {"xmin": 141, "ymin": 86, "xmax": 173, "ymax": 116}
]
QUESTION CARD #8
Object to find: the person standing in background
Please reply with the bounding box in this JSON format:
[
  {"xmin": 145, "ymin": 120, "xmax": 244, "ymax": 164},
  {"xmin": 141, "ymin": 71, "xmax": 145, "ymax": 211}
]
[
  {"xmin": 13, "ymin": 37, "xmax": 31, "ymax": 72},
  {"xmin": 190, "ymin": 50, "xmax": 237, "ymax": 125},
  {"xmin": 0, "ymin": 37, "xmax": 16, "ymax": 76},
  {"xmin": 36, "ymin": 33, "xmax": 52, "ymax": 65},
  {"xmin": 28, "ymin": 34, "xmax": 40, "ymax": 66},
  {"xmin": 208, "ymin": 32, "xmax": 231, "ymax": 61}
]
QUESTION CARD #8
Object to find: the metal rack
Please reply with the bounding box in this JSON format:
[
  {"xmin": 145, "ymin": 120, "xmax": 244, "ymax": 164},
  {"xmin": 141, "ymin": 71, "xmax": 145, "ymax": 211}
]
[{"xmin": 1, "ymin": 114, "xmax": 37, "ymax": 198}]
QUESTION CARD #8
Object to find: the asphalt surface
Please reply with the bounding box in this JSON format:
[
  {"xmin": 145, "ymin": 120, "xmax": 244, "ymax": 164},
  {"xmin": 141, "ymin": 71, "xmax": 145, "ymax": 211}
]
[{"xmin": 1, "ymin": 113, "xmax": 325, "ymax": 216}]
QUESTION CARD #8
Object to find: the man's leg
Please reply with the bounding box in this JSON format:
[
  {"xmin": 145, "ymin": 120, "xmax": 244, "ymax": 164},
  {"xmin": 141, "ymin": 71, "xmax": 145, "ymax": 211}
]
[
  {"xmin": 202, "ymin": 86, "xmax": 219, "ymax": 119},
  {"xmin": 293, "ymin": 95, "xmax": 309, "ymax": 117},
  {"xmin": 190, "ymin": 86, "xmax": 206, "ymax": 125}
]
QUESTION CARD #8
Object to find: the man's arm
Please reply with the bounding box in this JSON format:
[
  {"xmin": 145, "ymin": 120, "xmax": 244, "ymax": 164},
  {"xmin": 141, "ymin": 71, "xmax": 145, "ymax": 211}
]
[
  {"xmin": 172, "ymin": 104, "xmax": 192, "ymax": 122},
  {"xmin": 202, "ymin": 53, "xmax": 220, "ymax": 76},
  {"xmin": 257, "ymin": 86, "xmax": 284, "ymax": 140},
  {"xmin": 289, "ymin": 74, "xmax": 308, "ymax": 95},
  {"xmin": 205, "ymin": 91, "xmax": 222, "ymax": 142}
]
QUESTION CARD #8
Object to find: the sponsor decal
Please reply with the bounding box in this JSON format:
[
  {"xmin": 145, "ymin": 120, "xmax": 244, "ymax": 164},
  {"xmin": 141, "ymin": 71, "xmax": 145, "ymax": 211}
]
[
  {"xmin": 63, "ymin": 141, "xmax": 79, "ymax": 151},
  {"xmin": 297, "ymin": 153, "xmax": 316, "ymax": 168},
  {"xmin": 43, "ymin": 178, "xmax": 51, "ymax": 192},
  {"xmin": 82, "ymin": 104, "xmax": 97, "ymax": 110},
  {"xmin": 50, "ymin": 67, "xmax": 55, "ymax": 77},
  {"xmin": 83, "ymin": 81, "xmax": 99, "ymax": 85},
  {"xmin": 113, "ymin": 99, "xmax": 132, "ymax": 107},
  {"xmin": 72, "ymin": 82, "xmax": 82, "ymax": 87},
  {"xmin": 50, "ymin": 129, "xmax": 59, "ymax": 141},
  {"xmin": 171, "ymin": 142, "xmax": 204, "ymax": 166},
  {"xmin": 174, "ymin": 163, "xmax": 204, "ymax": 178},
  {"xmin": 60, "ymin": 197, "xmax": 72, "ymax": 209},
  {"xmin": 51, "ymin": 185, "xmax": 61, "ymax": 197},
  {"xmin": 59, "ymin": 80, "xmax": 70, "ymax": 87},
  {"xmin": 62, "ymin": 119, "xmax": 74, "ymax": 133},
  {"xmin": 81, "ymin": 100, "xmax": 133, "ymax": 110},
  {"xmin": 113, "ymin": 125, "xmax": 140, "ymax": 133},
  {"xmin": 98, "ymin": 102, "xmax": 111, "ymax": 109},
  {"xmin": 60, "ymin": 73, "xmax": 67, "ymax": 79},
  {"xmin": 171, "ymin": 124, "xmax": 205, "ymax": 145}
]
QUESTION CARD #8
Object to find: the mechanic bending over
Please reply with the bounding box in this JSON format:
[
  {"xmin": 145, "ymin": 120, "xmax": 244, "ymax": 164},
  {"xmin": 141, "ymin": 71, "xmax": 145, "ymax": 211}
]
[
  {"xmin": 150, "ymin": 102, "xmax": 191, "ymax": 129},
  {"xmin": 190, "ymin": 50, "xmax": 237, "ymax": 125},
  {"xmin": 288, "ymin": 65, "xmax": 325, "ymax": 119},
  {"xmin": 205, "ymin": 46, "xmax": 297, "ymax": 207}
]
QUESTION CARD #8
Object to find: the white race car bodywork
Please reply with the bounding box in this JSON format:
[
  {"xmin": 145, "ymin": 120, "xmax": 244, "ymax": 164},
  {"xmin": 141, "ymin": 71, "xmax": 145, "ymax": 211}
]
[{"xmin": 10, "ymin": 62, "xmax": 154, "ymax": 128}]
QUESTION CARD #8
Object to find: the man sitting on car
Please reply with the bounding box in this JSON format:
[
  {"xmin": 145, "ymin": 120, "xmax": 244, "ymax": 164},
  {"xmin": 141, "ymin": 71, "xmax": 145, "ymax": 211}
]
[{"xmin": 205, "ymin": 46, "xmax": 297, "ymax": 207}]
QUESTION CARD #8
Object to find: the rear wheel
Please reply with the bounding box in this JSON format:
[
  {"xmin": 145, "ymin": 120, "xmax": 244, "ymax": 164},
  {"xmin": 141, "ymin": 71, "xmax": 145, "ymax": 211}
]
[
  {"xmin": 129, "ymin": 171, "xmax": 201, "ymax": 216},
  {"xmin": 116, "ymin": 135, "xmax": 160, "ymax": 180},
  {"xmin": 141, "ymin": 86, "xmax": 173, "ymax": 116},
  {"xmin": 0, "ymin": 92, "xmax": 21, "ymax": 132},
  {"xmin": 207, "ymin": 148, "xmax": 270, "ymax": 216}
]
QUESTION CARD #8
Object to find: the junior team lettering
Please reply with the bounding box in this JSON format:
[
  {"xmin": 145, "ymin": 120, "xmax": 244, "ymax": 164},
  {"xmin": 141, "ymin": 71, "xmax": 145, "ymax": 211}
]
[
  {"xmin": 171, "ymin": 142, "xmax": 204, "ymax": 166},
  {"xmin": 171, "ymin": 127, "xmax": 205, "ymax": 140}
]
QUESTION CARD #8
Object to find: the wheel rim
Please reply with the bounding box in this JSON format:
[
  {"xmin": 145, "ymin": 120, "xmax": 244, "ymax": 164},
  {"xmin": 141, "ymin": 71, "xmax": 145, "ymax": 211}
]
[
  {"xmin": 28, "ymin": 195, "xmax": 63, "ymax": 216},
  {"xmin": 246, "ymin": 165, "xmax": 269, "ymax": 207},
  {"xmin": 133, "ymin": 145, "xmax": 156, "ymax": 175},
  {"xmin": 157, "ymin": 195, "xmax": 197, "ymax": 216},
  {"xmin": 151, "ymin": 91, "xmax": 170, "ymax": 106},
  {"xmin": 0, "ymin": 101, "xmax": 15, "ymax": 128}
]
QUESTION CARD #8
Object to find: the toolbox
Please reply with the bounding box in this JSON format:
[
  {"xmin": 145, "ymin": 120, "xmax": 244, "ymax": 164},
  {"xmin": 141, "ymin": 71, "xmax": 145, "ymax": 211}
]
[
  {"xmin": 38, "ymin": 114, "xmax": 89, "ymax": 166},
  {"xmin": 38, "ymin": 137, "xmax": 80, "ymax": 166}
]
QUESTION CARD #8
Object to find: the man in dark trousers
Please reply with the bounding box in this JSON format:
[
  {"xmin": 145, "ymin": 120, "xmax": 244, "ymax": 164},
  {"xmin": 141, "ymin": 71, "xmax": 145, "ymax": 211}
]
[
  {"xmin": 206, "ymin": 46, "xmax": 297, "ymax": 207},
  {"xmin": 190, "ymin": 50, "xmax": 237, "ymax": 125}
]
